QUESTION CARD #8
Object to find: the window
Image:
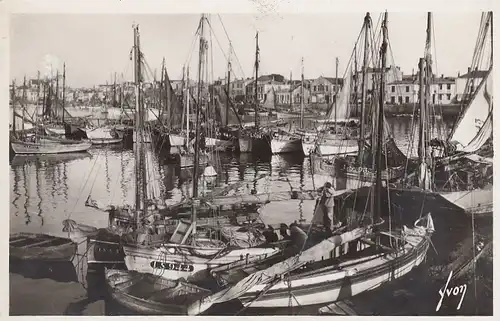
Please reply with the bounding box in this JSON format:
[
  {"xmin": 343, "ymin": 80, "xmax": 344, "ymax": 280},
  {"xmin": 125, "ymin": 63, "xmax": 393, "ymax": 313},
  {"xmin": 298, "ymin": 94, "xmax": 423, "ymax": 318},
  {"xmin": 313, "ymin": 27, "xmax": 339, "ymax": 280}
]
[
  {"xmin": 326, "ymin": 86, "xmax": 329, "ymax": 92},
  {"xmin": 391, "ymin": 86, "xmax": 395, "ymax": 92},
  {"xmin": 447, "ymin": 94, "xmax": 451, "ymax": 100},
  {"xmin": 438, "ymin": 94, "xmax": 442, "ymax": 100},
  {"xmin": 391, "ymin": 96, "xmax": 395, "ymax": 103},
  {"xmin": 398, "ymin": 96, "xmax": 403, "ymax": 104},
  {"xmin": 439, "ymin": 84, "xmax": 442, "ymax": 90},
  {"xmin": 405, "ymin": 96, "xmax": 410, "ymax": 103},
  {"xmin": 447, "ymin": 84, "xmax": 451, "ymax": 90},
  {"xmin": 406, "ymin": 86, "xmax": 409, "ymax": 92},
  {"xmin": 313, "ymin": 86, "xmax": 317, "ymax": 92}
]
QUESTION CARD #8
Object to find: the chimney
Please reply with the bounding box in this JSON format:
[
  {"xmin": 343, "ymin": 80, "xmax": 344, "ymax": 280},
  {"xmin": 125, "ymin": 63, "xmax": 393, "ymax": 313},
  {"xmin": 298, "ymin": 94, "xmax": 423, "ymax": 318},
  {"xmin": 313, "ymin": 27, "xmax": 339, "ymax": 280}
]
[
  {"xmin": 458, "ymin": 71, "xmax": 461, "ymax": 77},
  {"xmin": 441, "ymin": 74, "xmax": 444, "ymax": 79},
  {"xmin": 468, "ymin": 67, "xmax": 471, "ymax": 74}
]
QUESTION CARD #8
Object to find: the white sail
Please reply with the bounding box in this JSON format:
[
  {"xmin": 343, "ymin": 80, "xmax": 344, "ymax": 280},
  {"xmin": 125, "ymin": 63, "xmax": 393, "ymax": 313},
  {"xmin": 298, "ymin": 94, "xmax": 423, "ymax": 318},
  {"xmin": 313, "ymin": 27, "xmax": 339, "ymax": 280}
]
[
  {"xmin": 449, "ymin": 69, "xmax": 492, "ymax": 152},
  {"xmin": 323, "ymin": 73, "xmax": 352, "ymax": 122},
  {"xmin": 187, "ymin": 226, "xmax": 369, "ymax": 315}
]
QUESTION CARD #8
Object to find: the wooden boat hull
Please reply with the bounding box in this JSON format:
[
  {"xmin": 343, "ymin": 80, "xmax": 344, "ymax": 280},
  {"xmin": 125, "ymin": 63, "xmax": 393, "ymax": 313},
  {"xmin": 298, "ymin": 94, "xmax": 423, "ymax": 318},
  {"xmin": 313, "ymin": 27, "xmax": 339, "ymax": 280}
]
[
  {"xmin": 45, "ymin": 127, "xmax": 66, "ymax": 136},
  {"xmin": 90, "ymin": 137, "xmax": 123, "ymax": 145},
  {"xmin": 105, "ymin": 269, "xmax": 210, "ymax": 315},
  {"xmin": 11, "ymin": 140, "xmax": 92, "ymax": 154},
  {"xmin": 237, "ymin": 235, "xmax": 429, "ymax": 308},
  {"xmin": 168, "ymin": 134, "xmax": 186, "ymax": 147},
  {"xmin": 302, "ymin": 141, "xmax": 359, "ymax": 157},
  {"xmin": 439, "ymin": 187, "xmax": 493, "ymax": 216},
  {"xmin": 238, "ymin": 137, "xmax": 270, "ymax": 154},
  {"xmin": 9, "ymin": 233, "xmax": 76, "ymax": 261},
  {"xmin": 133, "ymin": 130, "xmax": 153, "ymax": 143},
  {"xmin": 270, "ymin": 137, "xmax": 302, "ymax": 154},
  {"xmin": 123, "ymin": 245, "xmax": 280, "ymax": 282},
  {"xmin": 205, "ymin": 137, "xmax": 234, "ymax": 152}
]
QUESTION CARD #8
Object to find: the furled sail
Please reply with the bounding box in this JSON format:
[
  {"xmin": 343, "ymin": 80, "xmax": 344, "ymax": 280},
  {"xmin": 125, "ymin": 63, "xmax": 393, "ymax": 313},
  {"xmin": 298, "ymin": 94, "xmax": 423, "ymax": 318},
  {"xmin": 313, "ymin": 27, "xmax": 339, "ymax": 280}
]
[
  {"xmin": 164, "ymin": 68, "xmax": 184, "ymax": 129},
  {"xmin": 448, "ymin": 68, "xmax": 492, "ymax": 153},
  {"xmin": 187, "ymin": 225, "xmax": 368, "ymax": 315},
  {"xmin": 213, "ymin": 88, "xmax": 241, "ymax": 126}
]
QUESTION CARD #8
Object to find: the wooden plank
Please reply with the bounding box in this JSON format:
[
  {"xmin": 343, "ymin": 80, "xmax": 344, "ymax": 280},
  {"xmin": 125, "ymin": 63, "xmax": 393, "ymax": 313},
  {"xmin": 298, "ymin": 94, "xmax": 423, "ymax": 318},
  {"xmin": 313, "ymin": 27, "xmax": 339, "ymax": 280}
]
[
  {"xmin": 318, "ymin": 300, "xmax": 359, "ymax": 315},
  {"xmin": 21, "ymin": 238, "xmax": 62, "ymax": 248}
]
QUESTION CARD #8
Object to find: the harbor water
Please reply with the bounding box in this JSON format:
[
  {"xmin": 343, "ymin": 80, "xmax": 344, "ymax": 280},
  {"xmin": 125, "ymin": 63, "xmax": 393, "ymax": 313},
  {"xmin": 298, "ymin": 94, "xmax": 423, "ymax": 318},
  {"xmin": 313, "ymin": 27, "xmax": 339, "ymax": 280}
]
[{"xmin": 9, "ymin": 117, "xmax": 492, "ymax": 315}]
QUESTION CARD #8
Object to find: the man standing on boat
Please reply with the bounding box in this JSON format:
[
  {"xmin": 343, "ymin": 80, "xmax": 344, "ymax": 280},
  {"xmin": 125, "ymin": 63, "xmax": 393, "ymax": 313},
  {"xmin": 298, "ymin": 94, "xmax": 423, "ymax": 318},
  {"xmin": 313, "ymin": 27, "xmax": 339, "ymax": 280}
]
[{"xmin": 321, "ymin": 182, "xmax": 341, "ymax": 231}]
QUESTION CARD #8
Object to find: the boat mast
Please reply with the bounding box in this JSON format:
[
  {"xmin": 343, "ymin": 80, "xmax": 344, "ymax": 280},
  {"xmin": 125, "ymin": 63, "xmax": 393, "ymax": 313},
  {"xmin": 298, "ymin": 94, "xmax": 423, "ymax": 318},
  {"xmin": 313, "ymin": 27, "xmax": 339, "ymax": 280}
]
[
  {"xmin": 300, "ymin": 57, "xmax": 304, "ymax": 129},
  {"xmin": 334, "ymin": 57, "xmax": 339, "ymax": 134},
  {"xmin": 374, "ymin": 12, "xmax": 388, "ymax": 225},
  {"xmin": 358, "ymin": 13, "xmax": 371, "ymax": 165},
  {"xmin": 133, "ymin": 24, "xmax": 146, "ymax": 223},
  {"xmin": 186, "ymin": 67, "xmax": 190, "ymax": 142},
  {"xmin": 289, "ymin": 70, "xmax": 292, "ymax": 110},
  {"xmin": 166, "ymin": 59, "xmax": 172, "ymax": 127},
  {"xmin": 180, "ymin": 65, "xmax": 186, "ymax": 131},
  {"xmin": 22, "ymin": 76, "xmax": 26, "ymax": 134},
  {"xmin": 254, "ymin": 32, "xmax": 260, "ymax": 129},
  {"xmin": 11, "ymin": 80, "xmax": 16, "ymax": 135},
  {"xmin": 62, "ymin": 63, "xmax": 66, "ymax": 124},
  {"xmin": 55, "ymin": 70, "xmax": 59, "ymax": 120},
  {"xmin": 226, "ymin": 45, "xmax": 231, "ymax": 127},
  {"xmin": 36, "ymin": 71, "xmax": 40, "ymax": 133},
  {"xmin": 192, "ymin": 14, "xmax": 207, "ymax": 235},
  {"xmin": 418, "ymin": 12, "xmax": 433, "ymax": 190}
]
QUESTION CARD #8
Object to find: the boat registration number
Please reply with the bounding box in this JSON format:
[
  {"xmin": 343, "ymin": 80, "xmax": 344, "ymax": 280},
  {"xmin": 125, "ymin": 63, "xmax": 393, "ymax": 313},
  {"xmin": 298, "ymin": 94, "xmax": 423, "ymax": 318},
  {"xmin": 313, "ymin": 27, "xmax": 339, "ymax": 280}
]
[{"xmin": 150, "ymin": 261, "xmax": 194, "ymax": 272}]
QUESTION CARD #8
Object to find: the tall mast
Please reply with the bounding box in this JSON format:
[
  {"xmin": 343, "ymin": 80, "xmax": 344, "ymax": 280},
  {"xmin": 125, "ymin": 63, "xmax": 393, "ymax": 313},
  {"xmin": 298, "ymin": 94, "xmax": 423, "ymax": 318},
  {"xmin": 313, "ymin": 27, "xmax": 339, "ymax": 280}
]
[
  {"xmin": 226, "ymin": 45, "xmax": 231, "ymax": 127},
  {"xmin": 289, "ymin": 70, "xmax": 292, "ymax": 109},
  {"xmin": 254, "ymin": 32, "xmax": 260, "ymax": 129},
  {"xmin": 55, "ymin": 70, "xmax": 59, "ymax": 120},
  {"xmin": 300, "ymin": 57, "xmax": 304, "ymax": 129},
  {"xmin": 418, "ymin": 12, "xmax": 433, "ymax": 190},
  {"xmin": 334, "ymin": 57, "xmax": 339, "ymax": 134},
  {"xmin": 113, "ymin": 72, "xmax": 117, "ymax": 107},
  {"xmin": 36, "ymin": 71, "xmax": 40, "ymax": 131},
  {"xmin": 11, "ymin": 80, "xmax": 16, "ymax": 135},
  {"xmin": 133, "ymin": 24, "xmax": 146, "ymax": 223},
  {"xmin": 374, "ymin": 12, "xmax": 388, "ymax": 224},
  {"xmin": 186, "ymin": 67, "xmax": 190, "ymax": 139},
  {"xmin": 160, "ymin": 58, "xmax": 165, "ymax": 122},
  {"xmin": 165, "ymin": 59, "xmax": 172, "ymax": 127},
  {"xmin": 358, "ymin": 13, "xmax": 371, "ymax": 165},
  {"xmin": 180, "ymin": 66, "xmax": 185, "ymax": 131},
  {"xmin": 62, "ymin": 63, "xmax": 66, "ymax": 123},
  {"xmin": 22, "ymin": 76, "xmax": 26, "ymax": 133},
  {"xmin": 192, "ymin": 14, "xmax": 207, "ymax": 235}
]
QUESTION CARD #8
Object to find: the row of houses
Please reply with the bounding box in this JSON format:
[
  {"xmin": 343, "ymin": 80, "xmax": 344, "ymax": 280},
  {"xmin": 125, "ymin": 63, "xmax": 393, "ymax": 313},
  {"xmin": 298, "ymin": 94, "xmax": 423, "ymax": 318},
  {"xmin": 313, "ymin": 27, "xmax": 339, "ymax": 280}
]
[{"xmin": 11, "ymin": 66, "xmax": 486, "ymax": 107}]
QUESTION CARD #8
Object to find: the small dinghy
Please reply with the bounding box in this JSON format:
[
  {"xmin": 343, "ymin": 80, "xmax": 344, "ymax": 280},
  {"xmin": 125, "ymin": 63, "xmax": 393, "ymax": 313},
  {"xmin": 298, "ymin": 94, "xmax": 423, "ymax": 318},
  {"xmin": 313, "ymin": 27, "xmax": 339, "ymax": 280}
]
[
  {"xmin": 9, "ymin": 233, "xmax": 76, "ymax": 261},
  {"xmin": 105, "ymin": 269, "xmax": 211, "ymax": 315}
]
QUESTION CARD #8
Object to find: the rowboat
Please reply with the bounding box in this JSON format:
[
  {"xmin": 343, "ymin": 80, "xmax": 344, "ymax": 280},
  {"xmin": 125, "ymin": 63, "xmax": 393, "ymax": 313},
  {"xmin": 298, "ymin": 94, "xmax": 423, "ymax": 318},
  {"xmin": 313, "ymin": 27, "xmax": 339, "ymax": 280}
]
[
  {"xmin": 9, "ymin": 233, "xmax": 76, "ymax": 261},
  {"xmin": 11, "ymin": 139, "xmax": 92, "ymax": 154}
]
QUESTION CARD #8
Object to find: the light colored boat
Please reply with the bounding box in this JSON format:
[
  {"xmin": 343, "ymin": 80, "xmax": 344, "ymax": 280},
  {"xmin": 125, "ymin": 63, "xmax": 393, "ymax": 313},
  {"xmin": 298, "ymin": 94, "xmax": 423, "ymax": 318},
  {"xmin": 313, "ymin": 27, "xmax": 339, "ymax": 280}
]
[
  {"xmin": 269, "ymin": 132, "xmax": 302, "ymax": 154},
  {"xmin": 439, "ymin": 186, "xmax": 492, "ymax": 216},
  {"xmin": 169, "ymin": 133, "xmax": 186, "ymax": 147},
  {"xmin": 187, "ymin": 213, "xmax": 434, "ymax": 314},
  {"xmin": 302, "ymin": 138, "xmax": 359, "ymax": 156},
  {"xmin": 11, "ymin": 139, "xmax": 92, "ymax": 154},
  {"xmin": 86, "ymin": 126, "xmax": 123, "ymax": 145},
  {"xmin": 205, "ymin": 136, "xmax": 234, "ymax": 151}
]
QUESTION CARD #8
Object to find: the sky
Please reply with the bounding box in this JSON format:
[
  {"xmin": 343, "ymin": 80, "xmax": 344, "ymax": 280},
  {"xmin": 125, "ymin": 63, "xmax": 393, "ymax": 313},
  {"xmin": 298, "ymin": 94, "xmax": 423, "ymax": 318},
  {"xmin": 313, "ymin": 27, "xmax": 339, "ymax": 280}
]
[{"xmin": 10, "ymin": 12, "xmax": 484, "ymax": 88}]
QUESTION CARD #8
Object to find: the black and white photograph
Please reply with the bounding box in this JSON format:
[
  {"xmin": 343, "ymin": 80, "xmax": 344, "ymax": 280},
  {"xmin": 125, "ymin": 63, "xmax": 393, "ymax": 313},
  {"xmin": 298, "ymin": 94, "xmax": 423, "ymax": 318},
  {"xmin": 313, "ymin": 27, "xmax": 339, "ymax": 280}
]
[{"xmin": 6, "ymin": 1, "xmax": 493, "ymax": 316}]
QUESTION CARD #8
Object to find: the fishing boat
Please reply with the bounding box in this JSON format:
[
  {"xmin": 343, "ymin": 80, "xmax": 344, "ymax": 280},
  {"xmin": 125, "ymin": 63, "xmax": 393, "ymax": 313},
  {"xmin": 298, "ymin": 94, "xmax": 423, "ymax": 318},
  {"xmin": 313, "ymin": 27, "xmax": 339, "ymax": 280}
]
[
  {"xmin": 310, "ymin": 13, "xmax": 409, "ymax": 184},
  {"xmin": 238, "ymin": 32, "xmax": 272, "ymax": 155},
  {"xmin": 9, "ymin": 233, "xmax": 76, "ymax": 262},
  {"xmin": 105, "ymin": 15, "xmax": 435, "ymax": 315},
  {"xmin": 396, "ymin": 13, "xmax": 493, "ymax": 216},
  {"xmin": 86, "ymin": 126, "xmax": 123, "ymax": 145},
  {"xmin": 120, "ymin": 17, "xmax": 282, "ymax": 281},
  {"xmin": 11, "ymin": 138, "xmax": 92, "ymax": 154}
]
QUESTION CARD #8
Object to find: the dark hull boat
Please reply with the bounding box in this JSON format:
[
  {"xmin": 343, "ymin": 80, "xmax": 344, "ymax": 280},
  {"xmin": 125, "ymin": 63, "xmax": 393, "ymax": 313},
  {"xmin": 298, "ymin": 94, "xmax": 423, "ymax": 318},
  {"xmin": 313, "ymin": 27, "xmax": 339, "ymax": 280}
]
[
  {"xmin": 105, "ymin": 268, "xmax": 211, "ymax": 315},
  {"xmin": 9, "ymin": 233, "xmax": 76, "ymax": 262}
]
